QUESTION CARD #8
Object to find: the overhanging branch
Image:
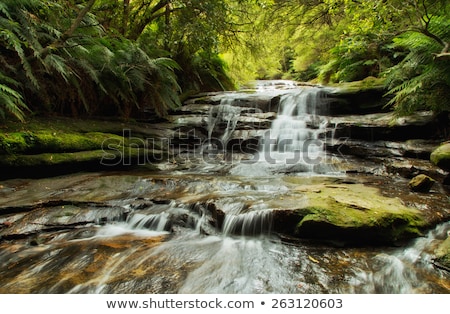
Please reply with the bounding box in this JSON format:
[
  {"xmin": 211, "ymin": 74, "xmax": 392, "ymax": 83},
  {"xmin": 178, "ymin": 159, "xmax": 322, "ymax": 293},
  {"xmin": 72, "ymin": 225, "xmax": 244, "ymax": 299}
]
[
  {"xmin": 39, "ymin": 0, "xmax": 96, "ymax": 59},
  {"xmin": 434, "ymin": 42, "xmax": 450, "ymax": 59}
]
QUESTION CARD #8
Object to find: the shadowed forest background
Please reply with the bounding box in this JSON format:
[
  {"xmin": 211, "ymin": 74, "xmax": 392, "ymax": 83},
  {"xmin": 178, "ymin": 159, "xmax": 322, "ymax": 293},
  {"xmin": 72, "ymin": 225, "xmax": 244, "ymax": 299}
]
[{"xmin": 1, "ymin": 0, "xmax": 449, "ymax": 121}]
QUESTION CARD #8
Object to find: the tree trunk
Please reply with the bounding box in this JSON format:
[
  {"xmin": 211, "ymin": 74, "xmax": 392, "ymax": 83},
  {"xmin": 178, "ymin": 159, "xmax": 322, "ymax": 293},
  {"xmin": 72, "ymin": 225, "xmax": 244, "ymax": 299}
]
[{"xmin": 122, "ymin": 0, "xmax": 131, "ymax": 36}]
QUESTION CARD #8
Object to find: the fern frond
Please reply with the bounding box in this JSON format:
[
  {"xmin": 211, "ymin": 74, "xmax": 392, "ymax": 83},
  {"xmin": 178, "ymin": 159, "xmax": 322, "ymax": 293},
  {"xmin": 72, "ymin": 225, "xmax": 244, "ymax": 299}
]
[
  {"xmin": 384, "ymin": 12, "xmax": 450, "ymax": 116},
  {"xmin": 0, "ymin": 71, "xmax": 29, "ymax": 121}
]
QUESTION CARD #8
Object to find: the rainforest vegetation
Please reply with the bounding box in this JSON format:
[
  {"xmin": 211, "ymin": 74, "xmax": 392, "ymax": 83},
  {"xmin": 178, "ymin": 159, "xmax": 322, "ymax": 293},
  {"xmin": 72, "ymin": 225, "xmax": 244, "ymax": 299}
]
[{"xmin": 0, "ymin": 0, "xmax": 449, "ymax": 121}]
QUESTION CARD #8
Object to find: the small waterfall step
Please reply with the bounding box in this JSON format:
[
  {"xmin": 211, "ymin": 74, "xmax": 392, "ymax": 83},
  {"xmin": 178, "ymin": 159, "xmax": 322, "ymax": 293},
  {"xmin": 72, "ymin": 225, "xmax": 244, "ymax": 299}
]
[
  {"xmin": 264, "ymin": 87, "xmax": 330, "ymax": 166},
  {"xmin": 216, "ymin": 200, "xmax": 274, "ymax": 237},
  {"xmin": 222, "ymin": 209, "xmax": 273, "ymax": 236},
  {"xmin": 230, "ymin": 85, "xmax": 341, "ymax": 176}
]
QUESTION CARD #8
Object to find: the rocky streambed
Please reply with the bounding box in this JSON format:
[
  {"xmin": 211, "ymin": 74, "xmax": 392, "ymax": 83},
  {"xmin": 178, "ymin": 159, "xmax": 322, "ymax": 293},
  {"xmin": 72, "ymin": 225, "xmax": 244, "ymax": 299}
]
[{"xmin": 0, "ymin": 80, "xmax": 449, "ymax": 293}]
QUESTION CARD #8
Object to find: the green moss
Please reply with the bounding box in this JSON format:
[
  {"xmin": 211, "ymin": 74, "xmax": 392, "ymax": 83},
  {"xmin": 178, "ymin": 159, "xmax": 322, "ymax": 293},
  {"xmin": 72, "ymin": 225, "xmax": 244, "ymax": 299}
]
[
  {"xmin": 0, "ymin": 150, "xmax": 106, "ymax": 167},
  {"xmin": 33, "ymin": 131, "xmax": 123, "ymax": 153},
  {"xmin": 430, "ymin": 143, "xmax": 450, "ymax": 171},
  {"xmin": 0, "ymin": 132, "xmax": 29, "ymax": 154},
  {"xmin": 291, "ymin": 183, "xmax": 426, "ymax": 243},
  {"xmin": 0, "ymin": 147, "xmax": 166, "ymax": 169},
  {"xmin": 0, "ymin": 130, "xmax": 127, "ymax": 155},
  {"xmin": 330, "ymin": 77, "xmax": 386, "ymax": 94},
  {"xmin": 0, "ymin": 117, "xmax": 168, "ymax": 177}
]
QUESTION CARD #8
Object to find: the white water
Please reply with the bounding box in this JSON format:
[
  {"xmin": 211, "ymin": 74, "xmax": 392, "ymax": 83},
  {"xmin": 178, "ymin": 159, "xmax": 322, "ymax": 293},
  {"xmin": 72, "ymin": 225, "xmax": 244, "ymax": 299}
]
[
  {"xmin": 230, "ymin": 85, "xmax": 339, "ymax": 176},
  {"xmin": 207, "ymin": 102, "xmax": 242, "ymax": 145},
  {"xmin": 264, "ymin": 88, "xmax": 329, "ymax": 165},
  {"xmin": 222, "ymin": 208, "xmax": 273, "ymax": 236},
  {"xmin": 87, "ymin": 210, "xmax": 450, "ymax": 293}
]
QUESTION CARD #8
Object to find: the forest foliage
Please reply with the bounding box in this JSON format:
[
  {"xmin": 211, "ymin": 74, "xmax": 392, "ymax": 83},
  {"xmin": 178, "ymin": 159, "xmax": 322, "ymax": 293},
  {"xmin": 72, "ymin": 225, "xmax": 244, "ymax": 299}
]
[{"xmin": 0, "ymin": 0, "xmax": 449, "ymax": 121}]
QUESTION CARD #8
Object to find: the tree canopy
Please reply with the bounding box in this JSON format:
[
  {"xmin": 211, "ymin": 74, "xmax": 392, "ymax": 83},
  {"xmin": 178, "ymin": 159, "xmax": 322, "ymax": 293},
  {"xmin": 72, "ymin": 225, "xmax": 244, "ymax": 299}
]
[
  {"xmin": 0, "ymin": 0, "xmax": 449, "ymax": 121},
  {"xmin": 226, "ymin": 0, "xmax": 450, "ymax": 114}
]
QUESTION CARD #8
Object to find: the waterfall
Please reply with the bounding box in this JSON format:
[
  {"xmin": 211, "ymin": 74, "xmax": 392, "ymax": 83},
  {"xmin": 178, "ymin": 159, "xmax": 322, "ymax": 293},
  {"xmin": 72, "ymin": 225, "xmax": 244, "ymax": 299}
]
[
  {"xmin": 93, "ymin": 203, "xmax": 179, "ymax": 238},
  {"xmin": 222, "ymin": 210, "xmax": 273, "ymax": 236},
  {"xmin": 126, "ymin": 213, "xmax": 170, "ymax": 232},
  {"xmin": 1, "ymin": 79, "xmax": 448, "ymax": 294},
  {"xmin": 217, "ymin": 199, "xmax": 273, "ymax": 237},
  {"xmin": 230, "ymin": 85, "xmax": 337, "ymax": 176},
  {"xmin": 261, "ymin": 87, "xmax": 329, "ymax": 170}
]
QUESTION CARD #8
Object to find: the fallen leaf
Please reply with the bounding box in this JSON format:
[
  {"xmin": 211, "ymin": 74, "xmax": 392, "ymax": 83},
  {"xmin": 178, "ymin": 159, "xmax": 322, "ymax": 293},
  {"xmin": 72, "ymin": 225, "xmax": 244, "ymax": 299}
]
[{"xmin": 308, "ymin": 255, "xmax": 320, "ymax": 264}]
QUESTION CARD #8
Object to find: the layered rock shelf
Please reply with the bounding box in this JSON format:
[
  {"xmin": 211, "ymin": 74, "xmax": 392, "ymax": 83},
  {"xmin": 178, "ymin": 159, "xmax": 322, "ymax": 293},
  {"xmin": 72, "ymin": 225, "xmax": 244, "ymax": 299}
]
[{"xmin": 1, "ymin": 80, "xmax": 449, "ymax": 250}]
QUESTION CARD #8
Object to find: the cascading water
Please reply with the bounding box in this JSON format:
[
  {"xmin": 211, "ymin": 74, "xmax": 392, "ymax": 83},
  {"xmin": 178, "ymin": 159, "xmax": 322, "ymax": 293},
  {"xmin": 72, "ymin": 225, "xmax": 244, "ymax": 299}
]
[
  {"xmin": 207, "ymin": 101, "xmax": 242, "ymax": 145},
  {"xmin": 126, "ymin": 213, "xmax": 170, "ymax": 231},
  {"xmin": 231, "ymin": 85, "xmax": 339, "ymax": 176},
  {"xmin": 263, "ymin": 87, "xmax": 329, "ymax": 170},
  {"xmin": 222, "ymin": 210, "xmax": 273, "ymax": 236},
  {"xmin": 0, "ymin": 81, "xmax": 448, "ymax": 295},
  {"xmin": 218, "ymin": 199, "xmax": 273, "ymax": 237}
]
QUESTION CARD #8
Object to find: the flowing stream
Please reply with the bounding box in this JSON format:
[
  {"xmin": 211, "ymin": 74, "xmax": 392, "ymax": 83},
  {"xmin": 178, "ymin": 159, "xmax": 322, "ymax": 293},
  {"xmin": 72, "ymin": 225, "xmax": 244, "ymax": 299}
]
[{"xmin": 0, "ymin": 81, "xmax": 448, "ymax": 293}]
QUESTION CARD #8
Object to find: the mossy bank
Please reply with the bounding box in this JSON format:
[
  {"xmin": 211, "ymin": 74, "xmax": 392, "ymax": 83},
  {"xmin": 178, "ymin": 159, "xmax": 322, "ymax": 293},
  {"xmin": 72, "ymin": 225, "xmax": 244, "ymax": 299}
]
[{"xmin": 0, "ymin": 117, "xmax": 169, "ymax": 178}]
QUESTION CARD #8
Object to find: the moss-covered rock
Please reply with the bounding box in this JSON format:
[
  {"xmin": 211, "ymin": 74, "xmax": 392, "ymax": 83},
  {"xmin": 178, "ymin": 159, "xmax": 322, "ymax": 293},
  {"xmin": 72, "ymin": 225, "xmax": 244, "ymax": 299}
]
[
  {"xmin": 408, "ymin": 174, "xmax": 435, "ymax": 193},
  {"xmin": 0, "ymin": 131, "xmax": 126, "ymax": 155},
  {"xmin": 0, "ymin": 117, "xmax": 169, "ymax": 178},
  {"xmin": 271, "ymin": 182, "xmax": 428, "ymax": 245},
  {"xmin": 430, "ymin": 142, "xmax": 450, "ymax": 172},
  {"xmin": 330, "ymin": 77, "xmax": 386, "ymax": 93}
]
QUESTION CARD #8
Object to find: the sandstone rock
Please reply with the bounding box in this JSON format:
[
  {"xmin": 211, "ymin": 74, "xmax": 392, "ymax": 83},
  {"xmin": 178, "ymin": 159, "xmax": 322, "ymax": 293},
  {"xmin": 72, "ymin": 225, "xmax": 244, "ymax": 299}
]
[
  {"xmin": 262, "ymin": 179, "xmax": 430, "ymax": 245},
  {"xmin": 430, "ymin": 142, "xmax": 450, "ymax": 172}
]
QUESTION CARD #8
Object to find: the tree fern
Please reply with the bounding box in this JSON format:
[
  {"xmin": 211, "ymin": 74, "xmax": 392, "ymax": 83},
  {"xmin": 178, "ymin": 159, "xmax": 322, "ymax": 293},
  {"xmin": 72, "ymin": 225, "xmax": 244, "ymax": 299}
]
[
  {"xmin": 0, "ymin": 0, "xmax": 183, "ymax": 120},
  {"xmin": 385, "ymin": 14, "xmax": 450, "ymax": 115}
]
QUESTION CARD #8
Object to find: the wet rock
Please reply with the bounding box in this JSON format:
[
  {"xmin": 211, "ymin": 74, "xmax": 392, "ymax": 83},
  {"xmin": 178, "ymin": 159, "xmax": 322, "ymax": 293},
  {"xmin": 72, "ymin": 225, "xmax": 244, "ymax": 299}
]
[
  {"xmin": 332, "ymin": 111, "xmax": 440, "ymax": 142},
  {"xmin": 328, "ymin": 139, "xmax": 403, "ymax": 158},
  {"xmin": 183, "ymin": 91, "xmax": 281, "ymax": 113},
  {"xmin": 408, "ymin": 174, "xmax": 436, "ymax": 193},
  {"xmin": 386, "ymin": 158, "xmax": 446, "ymax": 180},
  {"xmin": 0, "ymin": 234, "xmax": 169, "ymax": 293},
  {"xmin": 327, "ymin": 78, "xmax": 388, "ymax": 115},
  {"xmin": 401, "ymin": 139, "xmax": 440, "ymax": 159},
  {"xmin": 272, "ymin": 209, "xmax": 302, "ymax": 235},
  {"xmin": 171, "ymin": 103, "xmax": 213, "ymax": 115},
  {"xmin": 0, "ymin": 201, "xmax": 129, "ymax": 240},
  {"xmin": 444, "ymin": 174, "xmax": 450, "ymax": 186},
  {"xmin": 430, "ymin": 142, "xmax": 450, "ymax": 172}
]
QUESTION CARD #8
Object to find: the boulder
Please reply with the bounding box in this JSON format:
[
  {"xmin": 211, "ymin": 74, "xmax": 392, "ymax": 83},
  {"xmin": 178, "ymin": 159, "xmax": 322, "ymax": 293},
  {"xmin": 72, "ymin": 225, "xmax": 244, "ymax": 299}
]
[
  {"xmin": 326, "ymin": 77, "xmax": 388, "ymax": 115},
  {"xmin": 293, "ymin": 184, "xmax": 427, "ymax": 244},
  {"xmin": 264, "ymin": 180, "xmax": 430, "ymax": 245},
  {"xmin": 408, "ymin": 174, "xmax": 435, "ymax": 193},
  {"xmin": 430, "ymin": 142, "xmax": 450, "ymax": 172}
]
